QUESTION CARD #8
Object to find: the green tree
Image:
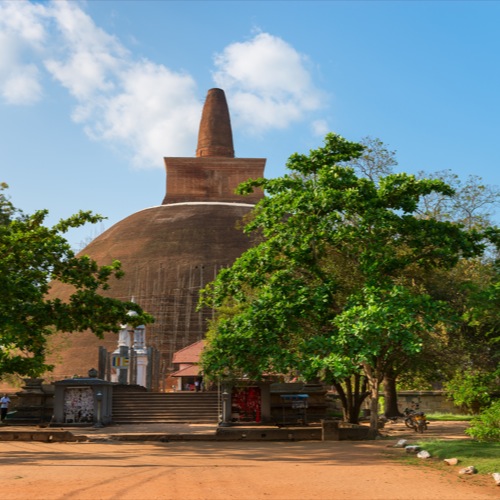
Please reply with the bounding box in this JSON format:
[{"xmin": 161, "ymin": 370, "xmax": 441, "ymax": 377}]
[
  {"xmin": 0, "ymin": 182, "xmax": 17, "ymax": 225},
  {"xmin": 350, "ymin": 155, "xmax": 500, "ymax": 418},
  {"xmin": 465, "ymin": 399, "xmax": 500, "ymax": 441},
  {"xmin": 200, "ymin": 134, "xmax": 490, "ymax": 431},
  {"xmin": 0, "ymin": 186, "xmax": 153, "ymax": 379},
  {"xmin": 331, "ymin": 285, "xmax": 448, "ymax": 430},
  {"xmin": 399, "ymin": 171, "xmax": 500, "ymax": 411},
  {"xmin": 446, "ymin": 272, "xmax": 500, "ymax": 407},
  {"xmin": 444, "ymin": 367, "xmax": 500, "ymax": 414}
]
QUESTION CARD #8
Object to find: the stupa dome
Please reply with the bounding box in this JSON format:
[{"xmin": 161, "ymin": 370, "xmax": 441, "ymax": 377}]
[{"xmin": 46, "ymin": 89, "xmax": 266, "ymax": 385}]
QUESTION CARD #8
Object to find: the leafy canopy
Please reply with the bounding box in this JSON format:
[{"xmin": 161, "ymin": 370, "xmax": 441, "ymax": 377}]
[
  {"xmin": 200, "ymin": 134, "xmax": 491, "ymax": 389},
  {"xmin": 0, "ymin": 184, "xmax": 153, "ymax": 378}
]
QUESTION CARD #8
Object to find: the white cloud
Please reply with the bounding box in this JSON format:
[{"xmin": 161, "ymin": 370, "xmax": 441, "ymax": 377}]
[
  {"xmin": 89, "ymin": 61, "xmax": 201, "ymax": 167},
  {"xmin": 0, "ymin": 2, "xmax": 327, "ymax": 168},
  {"xmin": 0, "ymin": 0, "xmax": 200, "ymax": 167},
  {"xmin": 311, "ymin": 119, "xmax": 330, "ymax": 137},
  {"xmin": 1, "ymin": 63, "xmax": 42, "ymax": 105},
  {"xmin": 0, "ymin": 2, "xmax": 47, "ymax": 105},
  {"xmin": 0, "ymin": 1, "xmax": 47, "ymax": 44},
  {"xmin": 44, "ymin": 1, "xmax": 127, "ymax": 100},
  {"xmin": 213, "ymin": 32, "xmax": 325, "ymax": 133}
]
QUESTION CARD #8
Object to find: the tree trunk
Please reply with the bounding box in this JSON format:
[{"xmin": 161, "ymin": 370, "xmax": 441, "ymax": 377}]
[
  {"xmin": 362, "ymin": 363, "xmax": 381, "ymax": 435},
  {"xmin": 383, "ymin": 373, "xmax": 402, "ymax": 418},
  {"xmin": 333, "ymin": 373, "xmax": 369, "ymax": 424},
  {"xmin": 369, "ymin": 381, "xmax": 380, "ymax": 433}
]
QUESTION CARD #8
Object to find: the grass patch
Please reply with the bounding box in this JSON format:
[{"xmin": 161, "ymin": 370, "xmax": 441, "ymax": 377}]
[
  {"xmin": 415, "ymin": 439, "xmax": 500, "ymax": 474},
  {"xmin": 425, "ymin": 412, "xmax": 473, "ymax": 421}
]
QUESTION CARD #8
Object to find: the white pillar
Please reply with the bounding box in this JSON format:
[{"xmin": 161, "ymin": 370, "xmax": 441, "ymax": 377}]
[
  {"xmin": 133, "ymin": 324, "xmax": 148, "ymax": 388},
  {"xmin": 111, "ymin": 324, "xmax": 132, "ymax": 383}
]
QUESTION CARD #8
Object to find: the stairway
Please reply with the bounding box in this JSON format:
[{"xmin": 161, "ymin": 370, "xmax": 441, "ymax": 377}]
[{"xmin": 112, "ymin": 391, "xmax": 220, "ymax": 424}]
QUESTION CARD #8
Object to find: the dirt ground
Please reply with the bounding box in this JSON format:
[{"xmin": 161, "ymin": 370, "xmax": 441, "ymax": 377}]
[{"xmin": 1, "ymin": 421, "xmax": 499, "ymax": 500}]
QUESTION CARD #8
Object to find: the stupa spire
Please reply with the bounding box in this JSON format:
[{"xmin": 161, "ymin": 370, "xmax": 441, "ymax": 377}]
[{"xmin": 196, "ymin": 88, "xmax": 234, "ymax": 158}]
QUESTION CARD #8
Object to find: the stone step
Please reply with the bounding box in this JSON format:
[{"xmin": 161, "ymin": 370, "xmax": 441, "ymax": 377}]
[
  {"xmin": 112, "ymin": 391, "xmax": 218, "ymax": 396},
  {"xmin": 112, "ymin": 412, "xmax": 217, "ymax": 418},
  {"xmin": 113, "ymin": 403, "xmax": 217, "ymax": 407},
  {"xmin": 113, "ymin": 399, "xmax": 218, "ymax": 404},
  {"xmin": 112, "ymin": 406, "xmax": 218, "ymax": 411},
  {"xmin": 113, "ymin": 399, "xmax": 218, "ymax": 402},
  {"xmin": 112, "ymin": 407, "xmax": 218, "ymax": 413},
  {"xmin": 113, "ymin": 399, "xmax": 219, "ymax": 404},
  {"xmin": 112, "ymin": 415, "xmax": 218, "ymax": 422},
  {"xmin": 112, "ymin": 391, "xmax": 220, "ymax": 424},
  {"xmin": 111, "ymin": 418, "xmax": 218, "ymax": 424}
]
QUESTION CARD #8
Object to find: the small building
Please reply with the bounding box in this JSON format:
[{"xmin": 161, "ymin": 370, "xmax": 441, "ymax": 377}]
[{"xmin": 169, "ymin": 340, "xmax": 205, "ymax": 391}]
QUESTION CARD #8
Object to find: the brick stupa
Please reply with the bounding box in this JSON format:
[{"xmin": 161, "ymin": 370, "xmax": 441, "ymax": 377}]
[{"xmin": 46, "ymin": 88, "xmax": 266, "ymax": 385}]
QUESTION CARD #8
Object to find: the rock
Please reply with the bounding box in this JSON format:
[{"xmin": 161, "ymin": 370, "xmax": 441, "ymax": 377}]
[
  {"xmin": 458, "ymin": 466, "xmax": 477, "ymax": 475},
  {"xmin": 417, "ymin": 450, "xmax": 431, "ymax": 459},
  {"xmin": 492, "ymin": 472, "xmax": 500, "ymax": 485},
  {"xmin": 405, "ymin": 445, "xmax": 421, "ymax": 454},
  {"xmin": 393, "ymin": 439, "xmax": 407, "ymax": 448},
  {"xmin": 444, "ymin": 458, "xmax": 458, "ymax": 466}
]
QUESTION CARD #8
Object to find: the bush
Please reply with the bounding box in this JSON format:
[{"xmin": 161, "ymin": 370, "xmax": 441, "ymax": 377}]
[
  {"xmin": 465, "ymin": 400, "xmax": 500, "ymax": 442},
  {"xmin": 444, "ymin": 369, "xmax": 498, "ymax": 414}
]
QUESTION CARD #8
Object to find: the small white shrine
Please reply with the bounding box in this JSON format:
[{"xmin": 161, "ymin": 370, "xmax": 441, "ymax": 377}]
[{"xmin": 111, "ymin": 307, "xmax": 148, "ymax": 387}]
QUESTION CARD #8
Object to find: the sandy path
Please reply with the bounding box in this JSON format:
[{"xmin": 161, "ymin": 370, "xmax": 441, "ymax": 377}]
[{"xmin": 0, "ymin": 421, "xmax": 498, "ymax": 500}]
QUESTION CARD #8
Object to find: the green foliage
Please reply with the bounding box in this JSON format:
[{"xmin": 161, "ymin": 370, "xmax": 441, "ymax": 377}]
[
  {"xmin": 200, "ymin": 133, "xmax": 495, "ymax": 428},
  {"xmin": 465, "ymin": 400, "xmax": 500, "ymax": 442},
  {"xmin": 425, "ymin": 413, "xmax": 473, "ymax": 421},
  {"xmin": 464, "ymin": 278, "xmax": 500, "ymax": 346},
  {"xmin": 0, "ymin": 182, "xmax": 17, "ymax": 225},
  {"xmin": 331, "ymin": 285, "xmax": 446, "ymax": 371},
  {"xmin": 0, "ymin": 188, "xmax": 153, "ymax": 378},
  {"xmin": 444, "ymin": 368, "xmax": 500, "ymax": 414}
]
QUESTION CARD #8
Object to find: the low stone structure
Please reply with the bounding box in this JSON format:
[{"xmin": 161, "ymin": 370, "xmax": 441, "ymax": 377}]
[
  {"xmin": 54, "ymin": 371, "xmax": 113, "ymax": 426},
  {"xmin": 321, "ymin": 419, "xmax": 373, "ymax": 441},
  {"xmin": 6, "ymin": 378, "xmax": 53, "ymax": 425}
]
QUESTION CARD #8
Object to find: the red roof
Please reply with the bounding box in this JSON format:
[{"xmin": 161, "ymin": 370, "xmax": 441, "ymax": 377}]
[{"xmin": 172, "ymin": 340, "xmax": 205, "ymax": 364}]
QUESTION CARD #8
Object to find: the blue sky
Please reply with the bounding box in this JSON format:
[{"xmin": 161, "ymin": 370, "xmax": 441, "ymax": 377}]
[{"xmin": 2, "ymin": 1, "xmax": 500, "ymax": 248}]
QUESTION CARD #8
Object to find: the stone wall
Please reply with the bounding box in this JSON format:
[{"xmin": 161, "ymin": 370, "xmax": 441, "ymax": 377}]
[{"xmin": 396, "ymin": 391, "xmax": 462, "ymax": 414}]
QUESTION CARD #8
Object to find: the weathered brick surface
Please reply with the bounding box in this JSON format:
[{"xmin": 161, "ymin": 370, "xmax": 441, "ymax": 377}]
[
  {"xmin": 163, "ymin": 157, "xmax": 265, "ymax": 204},
  {"xmin": 196, "ymin": 88, "xmax": 234, "ymax": 158},
  {"xmin": 45, "ymin": 88, "xmax": 267, "ymax": 383}
]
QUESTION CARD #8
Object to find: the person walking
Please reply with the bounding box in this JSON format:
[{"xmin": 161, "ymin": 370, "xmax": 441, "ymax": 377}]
[{"xmin": 1, "ymin": 393, "xmax": 11, "ymax": 422}]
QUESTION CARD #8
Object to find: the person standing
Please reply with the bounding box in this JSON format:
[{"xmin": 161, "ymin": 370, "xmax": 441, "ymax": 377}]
[
  {"xmin": 195, "ymin": 376, "xmax": 204, "ymax": 392},
  {"xmin": 1, "ymin": 394, "xmax": 11, "ymax": 422}
]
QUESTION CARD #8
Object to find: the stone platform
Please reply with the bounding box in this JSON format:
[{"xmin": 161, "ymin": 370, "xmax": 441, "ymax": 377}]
[
  {"xmin": 0, "ymin": 420, "xmax": 377, "ymax": 442},
  {"xmin": 0, "ymin": 422, "xmax": 324, "ymax": 442}
]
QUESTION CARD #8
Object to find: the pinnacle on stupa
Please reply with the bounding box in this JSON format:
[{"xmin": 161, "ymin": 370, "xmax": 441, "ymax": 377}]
[
  {"xmin": 45, "ymin": 88, "xmax": 266, "ymax": 386},
  {"xmin": 196, "ymin": 88, "xmax": 235, "ymax": 158}
]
